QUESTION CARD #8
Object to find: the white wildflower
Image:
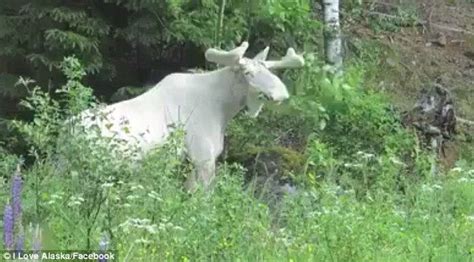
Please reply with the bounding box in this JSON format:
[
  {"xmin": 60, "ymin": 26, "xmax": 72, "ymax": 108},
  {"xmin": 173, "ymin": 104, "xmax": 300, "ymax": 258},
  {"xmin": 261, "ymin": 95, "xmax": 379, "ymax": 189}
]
[
  {"xmin": 67, "ymin": 195, "xmax": 85, "ymax": 207},
  {"xmin": 344, "ymin": 163, "xmax": 363, "ymax": 168},
  {"xmin": 173, "ymin": 226, "xmax": 184, "ymax": 231},
  {"xmin": 119, "ymin": 218, "xmax": 158, "ymax": 234},
  {"xmin": 51, "ymin": 194, "xmax": 63, "ymax": 200},
  {"xmin": 356, "ymin": 151, "xmax": 375, "ymax": 159},
  {"xmin": 134, "ymin": 238, "xmax": 152, "ymax": 244},
  {"xmin": 131, "ymin": 184, "xmax": 144, "ymax": 191},
  {"xmin": 126, "ymin": 195, "xmax": 139, "ymax": 200},
  {"xmin": 148, "ymin": 191, "xmax": 163, "ymax": 201},
  {"xmin": 390, "ymin": 157, "xmax": 406, "ymax": 166},
  {"xmin": 145, "ymin": 225, "xmax": 158, "ymax": 234},
  {"xmin": 393, "ymin": 210, "xmax": 407, "ymax": 218},
  {"xmin": 450, "ymin": 167, "xmax": 463, "ymax": 173},
  {"xmin": 421, "ymin": 184, "xmax": 433, "ymax": 192},
  {"xmin": 101, "ymin": 182, "xmax": 114, "ymax": 188}
]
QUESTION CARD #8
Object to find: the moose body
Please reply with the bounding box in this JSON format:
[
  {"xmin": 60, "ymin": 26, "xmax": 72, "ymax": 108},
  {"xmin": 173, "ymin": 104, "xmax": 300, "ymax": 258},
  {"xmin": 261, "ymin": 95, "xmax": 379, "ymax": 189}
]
[{"xmin": 77, "ymin": 42, "xmax": 304, "ymax": 190}]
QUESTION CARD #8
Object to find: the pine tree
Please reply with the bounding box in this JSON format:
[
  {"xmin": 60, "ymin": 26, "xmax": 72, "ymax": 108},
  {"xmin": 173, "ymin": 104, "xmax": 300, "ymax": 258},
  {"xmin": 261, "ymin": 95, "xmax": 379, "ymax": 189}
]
[{"xmin": 0, "ymin": 1, "xmax": 112, "ymax": 84}]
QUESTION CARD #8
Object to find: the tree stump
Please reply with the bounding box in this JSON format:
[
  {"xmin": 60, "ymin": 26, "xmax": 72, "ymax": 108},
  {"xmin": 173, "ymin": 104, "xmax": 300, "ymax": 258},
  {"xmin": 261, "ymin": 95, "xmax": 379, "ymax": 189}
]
[{"xmin": 402, "ymin": 82, "xmax": 457, "ymax": 170}]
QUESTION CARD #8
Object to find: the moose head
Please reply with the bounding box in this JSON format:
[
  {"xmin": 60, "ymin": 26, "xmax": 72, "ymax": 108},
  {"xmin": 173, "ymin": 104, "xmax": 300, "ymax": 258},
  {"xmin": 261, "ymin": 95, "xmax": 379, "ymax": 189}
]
[{"xmin": 204, "ymin": 42, "xmax": 305, "ymax": 117}]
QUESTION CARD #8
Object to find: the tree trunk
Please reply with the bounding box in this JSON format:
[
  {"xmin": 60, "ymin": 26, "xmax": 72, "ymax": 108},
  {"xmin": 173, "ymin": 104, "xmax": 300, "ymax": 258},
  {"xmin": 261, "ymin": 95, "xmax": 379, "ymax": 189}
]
[
  {"xmin": 321, "ymin": 0, "xmax": 342, "ymax": 75},
  {"xmin": 216, "ymin": 0, "xmax": 227, "ymax": 48}
]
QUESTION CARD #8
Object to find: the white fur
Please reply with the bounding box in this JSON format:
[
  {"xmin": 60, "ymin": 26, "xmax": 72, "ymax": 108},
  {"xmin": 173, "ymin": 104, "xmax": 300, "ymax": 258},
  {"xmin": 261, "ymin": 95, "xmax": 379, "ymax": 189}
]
[{"xmin": 77, "ymin": 44, "xmax": 304, "ymax": 191}]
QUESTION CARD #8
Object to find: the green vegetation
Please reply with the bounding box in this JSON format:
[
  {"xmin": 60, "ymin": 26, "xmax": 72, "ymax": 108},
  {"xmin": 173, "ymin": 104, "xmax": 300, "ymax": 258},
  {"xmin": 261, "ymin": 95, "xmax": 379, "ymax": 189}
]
[
  {"xmin": 1, "ymin": 1, "xmax": 473, "ymax": 261},
  {"xmin": 1, "ymin": 54, "xmax": 472, "ymax": 260}
]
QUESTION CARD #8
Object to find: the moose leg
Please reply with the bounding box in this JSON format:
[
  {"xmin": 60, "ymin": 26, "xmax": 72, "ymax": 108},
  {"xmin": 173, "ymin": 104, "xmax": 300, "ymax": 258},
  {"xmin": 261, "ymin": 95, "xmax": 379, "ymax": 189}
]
[
  {"xmin": 197, "ymin": 160, "xmax": 216, "ymax": 188},
  {"xmin": 184, "ymin": 172, "xmax": 198, "ymax": 192},
  {"xmin": 184, "ymin": 159, "xmax": 216, "ymax": 192},
  {"xmin": 185, "ymin": 133, "xmax": 222, "ymax": 192}
]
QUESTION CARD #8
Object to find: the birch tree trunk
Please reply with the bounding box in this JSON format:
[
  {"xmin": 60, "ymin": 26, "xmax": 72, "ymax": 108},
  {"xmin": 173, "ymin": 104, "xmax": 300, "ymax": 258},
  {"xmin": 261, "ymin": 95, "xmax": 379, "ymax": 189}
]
[
  {"xmin": 216, "ymin": 0, "xmax": 227, "ymax": 48},
  {"xmin": 321, "ymin": 0, "xmax": 343, "ymax": 75}
]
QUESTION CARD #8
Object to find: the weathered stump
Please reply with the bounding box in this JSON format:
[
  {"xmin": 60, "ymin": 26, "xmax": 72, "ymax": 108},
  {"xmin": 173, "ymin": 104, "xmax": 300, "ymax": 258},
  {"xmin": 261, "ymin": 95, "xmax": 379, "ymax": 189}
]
[{"xmin": 402, "ymin": 82, "xmax": 457, "ymax": 173}]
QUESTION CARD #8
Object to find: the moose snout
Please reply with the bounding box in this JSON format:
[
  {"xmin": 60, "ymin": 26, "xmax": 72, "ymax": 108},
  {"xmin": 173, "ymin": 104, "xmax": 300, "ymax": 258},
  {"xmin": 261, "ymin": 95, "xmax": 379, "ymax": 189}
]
[
  {"xmin": 258, "ymin": 91, "xmax": 288, "ymax": 102},
  {"xmin": 258, "ymin": 90, "xmax": 289, "ymax": 103},
  {"xmin": 270, "ymin": 80, "xmax": 290, "ymax": 102},
  {"xmin": 271, "ymin": 89, "xmax": 289, "ymax": 102}
]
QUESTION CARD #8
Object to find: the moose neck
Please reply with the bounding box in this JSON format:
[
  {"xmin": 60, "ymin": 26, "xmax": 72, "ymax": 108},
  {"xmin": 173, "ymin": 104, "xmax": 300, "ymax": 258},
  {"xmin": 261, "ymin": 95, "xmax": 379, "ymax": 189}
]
[
  {"xmin": 138, "ymin": 66, "xmax": 249, "ymax": 131},
  {"xmin": 208, "ymin": 66, "xmax": 249, "ymax": 126}
]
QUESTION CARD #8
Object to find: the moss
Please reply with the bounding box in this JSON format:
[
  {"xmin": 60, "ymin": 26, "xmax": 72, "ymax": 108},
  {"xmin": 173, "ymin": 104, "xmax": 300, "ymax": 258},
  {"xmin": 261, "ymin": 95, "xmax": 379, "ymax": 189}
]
[{"xmin": 229, "ymin": 145, "xmax": 306, "ymax": 176}]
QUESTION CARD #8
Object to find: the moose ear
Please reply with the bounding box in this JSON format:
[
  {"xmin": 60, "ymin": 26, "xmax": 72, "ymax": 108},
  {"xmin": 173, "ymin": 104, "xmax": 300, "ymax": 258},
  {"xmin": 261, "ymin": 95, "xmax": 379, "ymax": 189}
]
[{"xmin": 253, "ymin": 46, "xmax": 270, "ymax": 61}]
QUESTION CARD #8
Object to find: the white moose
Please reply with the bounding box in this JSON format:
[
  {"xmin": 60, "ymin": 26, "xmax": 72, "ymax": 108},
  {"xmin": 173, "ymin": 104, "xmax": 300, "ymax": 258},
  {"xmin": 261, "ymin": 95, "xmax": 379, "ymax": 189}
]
[{"xmin": 78, "ymin": 42, "xmax": 304, "ymax": 191}]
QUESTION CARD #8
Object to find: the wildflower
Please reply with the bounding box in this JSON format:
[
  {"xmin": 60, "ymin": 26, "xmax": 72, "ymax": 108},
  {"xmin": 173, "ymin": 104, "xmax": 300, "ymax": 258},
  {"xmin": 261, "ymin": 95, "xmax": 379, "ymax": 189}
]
[
  {"xmin": 390, "ymin": 156, "xmax": 406, "ymax": 166},
  {"xmin": 67, "ymin": 195, "xmax": 85, "ymax": 207},
  {"xmin": 125, "ymin": 195, "xmax": 139, "ymax": 201},
  {"xmin": 3, "ymin": 204, "xmax": 14, "ymax": 250},
  {"xmin": 356, "ymin": 151, "xmax": 375, "ymax": 159},
  {"xmin": 99, "ymin": 234, "xmax": 108, "ymax": 250},
  {"xmin": 98, "ymin": 234, "xmax": 109, "ymax": 262},
  {"xmin": 32, "ymin": 224, "xmax": 42, "ymax": 252},
  {"xmin": 130, "ymin": 184, "xmax": 144, "ymax": 191},
  {"xmin": 134, "ymin": 238, "xmax": 151, "ymax": 244},
  {"xmin": 12, "ymin": 166, "xmax": 23, "ymax": 220},
  {"xmin": 343, "ymin": 163, "xmax": 363, "ymax": 168},
  {"xmin": 51, "ymin": 194, "xmax": 63, "ymax": 200},
  {"xmin": 147, "ymin": 191, "xmax": 163, "ymax": 201},
  {"xmin": 450, "ymin": 167, "xmax": 463, "ymax": 173},
  {"xmin": 15, "ymin": 224, "xmax": 24, "ymax": 254},
  {"xmin": 173, "ymin": 225, "xmax": 184, "ymax": 231},
  {"xmin": 101, "ymin": 182, "xmax": 114, "ymax": 189},
  {"xmin": 421, "ymin": 184, "xmax": 433, "ymax": 192},
  {"xmin": 11, "ymin": 168, "xmax": 23, "ymax": 221}
]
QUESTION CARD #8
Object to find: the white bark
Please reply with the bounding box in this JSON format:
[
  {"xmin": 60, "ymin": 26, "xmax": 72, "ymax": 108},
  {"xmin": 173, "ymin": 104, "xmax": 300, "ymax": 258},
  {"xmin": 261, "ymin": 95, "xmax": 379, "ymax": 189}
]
[
  {"xmin": 322, "ymin": 0, "xmax": 342, "ymax": 75},
  {"xmin": 216, "ymin": 0, "xmax": 227, "ymax": 47}
]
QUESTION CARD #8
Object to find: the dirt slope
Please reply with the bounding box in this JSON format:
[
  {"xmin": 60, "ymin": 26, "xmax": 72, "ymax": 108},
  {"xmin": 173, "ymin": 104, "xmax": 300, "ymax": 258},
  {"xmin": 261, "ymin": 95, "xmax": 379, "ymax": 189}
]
[
  {"xmin": 349, "ymin": 0, "xmax": 473, "ymax": 166},
  {"xmin": 349, "ymin": 0, "xmax": 472, "ymax": 116}
]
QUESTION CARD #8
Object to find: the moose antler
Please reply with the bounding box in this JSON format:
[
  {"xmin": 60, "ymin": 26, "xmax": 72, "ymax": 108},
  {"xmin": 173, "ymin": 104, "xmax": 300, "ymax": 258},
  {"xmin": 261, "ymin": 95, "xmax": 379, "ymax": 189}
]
[
  {"xmin": 205, "ymin": 42, "xmax": 249, "ymax": 66},
  {"xmin": 264, "ymin": 48, "xmax": 305, "ymax": 69}
]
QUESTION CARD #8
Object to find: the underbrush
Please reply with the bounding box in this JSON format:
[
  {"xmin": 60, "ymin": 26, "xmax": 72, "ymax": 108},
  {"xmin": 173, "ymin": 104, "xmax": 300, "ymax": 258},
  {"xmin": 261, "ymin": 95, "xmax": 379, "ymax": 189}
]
[{"xmin": 1, "ymin": 57, "xmax": 473, "ymax": 261}]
